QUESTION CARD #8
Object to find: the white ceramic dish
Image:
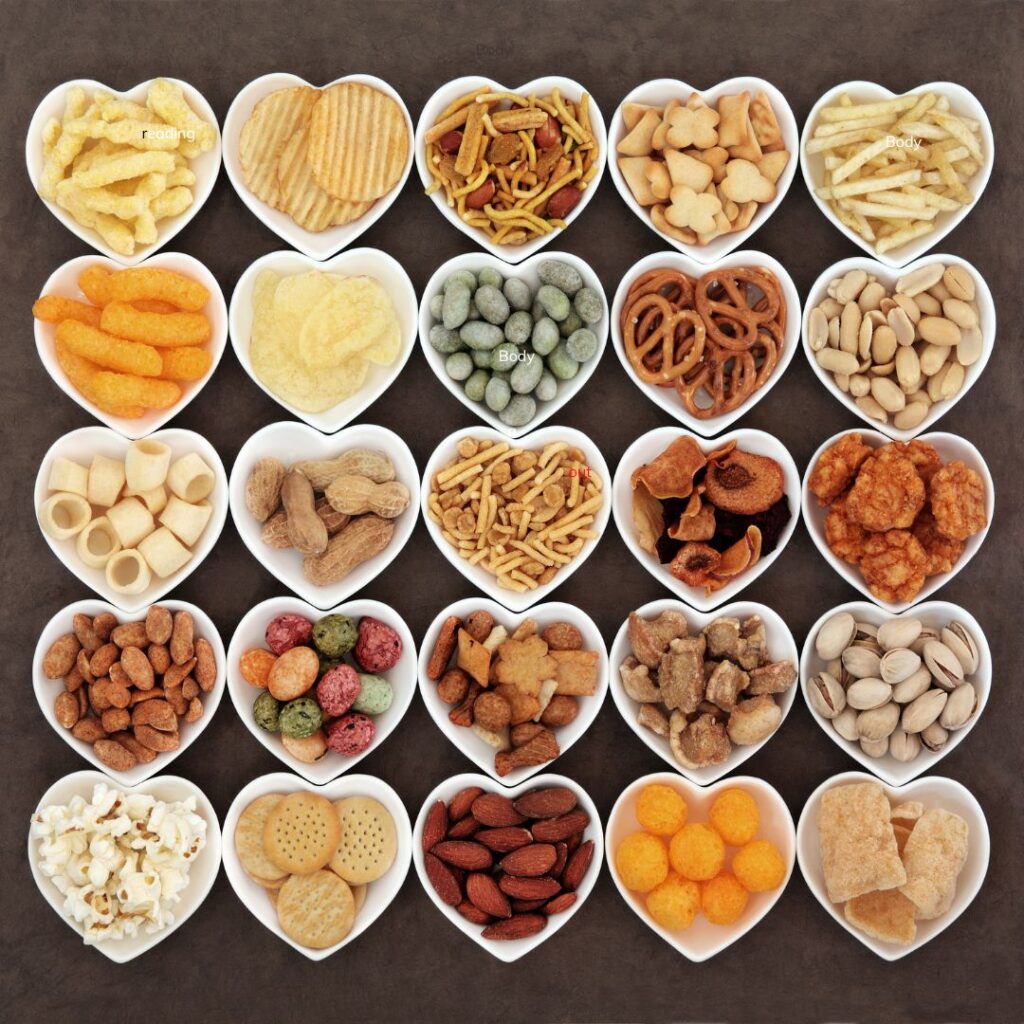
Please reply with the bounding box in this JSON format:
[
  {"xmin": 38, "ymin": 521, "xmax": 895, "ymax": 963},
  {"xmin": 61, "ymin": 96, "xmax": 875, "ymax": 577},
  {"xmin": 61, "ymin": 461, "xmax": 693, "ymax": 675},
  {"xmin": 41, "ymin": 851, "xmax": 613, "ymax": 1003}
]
[
  {"xmin": 26, "ymin": 77, "xmax": 221, "ymax": 265},
  {"xmin": 418, "ymin": 599, "xmax": 608, "ymax": 786},
  {"xmin": 606, "ymin": 772, "xmax": 795, "ymax": 961},
  {"xmin": 801, "ymin": 254, "xmax": 995, "ymax": 442},
  {"xmin": 34, "ymin": 599, "xmax": 225, "ymax": 785},
  {"xmin": 800, "ymin": 600, "xmax": 990, "ymax": 786},
  {"xmin": 800, "ymin": 81, "xmax": 994, "ymax": 268},
  {"xmin": 796, "ymin": 771, "xmax": 989, "ymax": 960},
  {"xmin": 227, "ymin": 595, "xmax": 415, "ymax": 784},
  {"xmin": 611, "ymin": 250, "xmax": 800, "ymax": 437},
  {"xmin": 802, "ymin": 429, "xmax": 994, "ymax": 612},
  {"xmin": 412, "ymin": 772, "xmax": 603, "ymax": 963},
  {"xmin": 34, "ymin": 252, "xmax": 227, "ymax": 440},
  {"xmin": 222, "ymin": 772, "xmax": 411, "ymax": 961},
  {"xmin": 229, "ymin": 420, "xmax": 418, "ymax": 608},
  {"xmin": 609, "ymin": 599, "xmax": 798, "ymax": 785},
  {"xmin": 228, "ymin": 248, "xmax": 417, "ymax": 434},
  {"xmin": 414, "ymin": 75, "xmax": 607, "ymax": 263},
  {"xmin": 608, "ymin": 77, "xmax": 798, "ymax": 264},
  {"xmin": 34, "ymin": 426, "xmax": 227, "ymax": 614},
  {"xmin": 28, "ymin": 770, "xmax": 221, "ymax": 962},
  {"xmin": 418, "ymin": 251, "xmax": 608, "ymax": 438},
  {"xmin": 421, "ymin": 425, "xmax": 611, "ymax": 613},
  {"xmin": 222, "ymin": 72, "xmax": 413, "ymax": 260},
  {"xmin": 612, "ymin": 426, "xmax": 801, "ymax": 612}
]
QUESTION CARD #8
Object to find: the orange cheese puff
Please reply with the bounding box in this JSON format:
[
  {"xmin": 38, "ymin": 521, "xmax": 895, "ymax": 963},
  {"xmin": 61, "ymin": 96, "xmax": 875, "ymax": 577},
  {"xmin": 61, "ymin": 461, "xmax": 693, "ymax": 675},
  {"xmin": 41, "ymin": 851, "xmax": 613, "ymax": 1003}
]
[
  {"xmin": 160, "ymin": 346, "xmax": 212, "ymax": 381},
  {"xmin": 91, "ymin": 370, "xmax": 181, "ymax": 410},
  {"xmin": 132, "ymin": 299, "xmax": 179, "ymax": 313},
  {"xmin": 54, "ymin": 339, "xmax": 145, "ymax": 418},
  {"xmin": 106, "ymin": 267, "xmax": 209, "ymax": 311},
  {"xmin": 101, "ymin": 301, "xmax": 211, "ymax": 347},
  {"xmin": 56, "ymin": 319, "xmax": 162, "ymax": 377},
  {"xmin": 33, "ymin": 295, "xmax": 102, "ymax": 327},
  {"xmin": 78, "ymin": 265, "xmax": 114, "ymax": 306}
]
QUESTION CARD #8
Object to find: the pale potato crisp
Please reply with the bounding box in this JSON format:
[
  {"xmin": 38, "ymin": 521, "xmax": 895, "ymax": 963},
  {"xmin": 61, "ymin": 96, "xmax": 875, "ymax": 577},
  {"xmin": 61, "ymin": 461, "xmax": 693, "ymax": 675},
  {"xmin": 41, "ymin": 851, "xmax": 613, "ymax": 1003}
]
[{"xmin": 899, "ymin": 808, "xmax": 969, "ymax": 920}]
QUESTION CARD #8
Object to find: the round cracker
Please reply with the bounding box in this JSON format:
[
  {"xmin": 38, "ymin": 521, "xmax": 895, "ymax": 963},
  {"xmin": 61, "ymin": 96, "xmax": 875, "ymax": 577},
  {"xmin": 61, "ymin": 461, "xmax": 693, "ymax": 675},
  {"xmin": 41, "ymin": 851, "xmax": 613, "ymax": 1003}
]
[
  {"xmin": 235, "ymin": 794, "xmax": 288, "ymax": 883},
  {"xmin": 351, "ymin": 883, "xmax": 367, "ymax": 913},
  {"xmin": 264, "ymin": 791, "xmax": 342, "ymax": 875},
  {"xmin": 330, "ymin": 796, "xmax": 397, "ymax": 884},
  {"xmin": 277, "ymin": 869, "xmax": 354, "ymax": 949},
  {"xmin": 247, "ymin": 870, "xmax": 287, "ymax": 891},
  {"xmin": 307, "ymin": 82, "xmax": 409, "ymax": 202},
  {"xmin": 239, "ymin": 86, "xmax": 318, "ymax": 208}
]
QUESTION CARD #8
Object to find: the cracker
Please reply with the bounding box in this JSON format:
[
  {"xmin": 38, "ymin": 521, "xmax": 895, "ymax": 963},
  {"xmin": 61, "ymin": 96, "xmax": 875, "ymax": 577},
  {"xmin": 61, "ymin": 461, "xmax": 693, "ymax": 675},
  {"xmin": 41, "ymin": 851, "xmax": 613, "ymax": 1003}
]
[
  {"xmin": 898, "ymin": 808, "xmax": 969, "ymax": 920},
  {"xmin": 549, "ymin": 649, "xmax": 600, "ymax": 696},
  {"xmin": 264, "ymin": 791, "xmax": 342, "ymax": 875},
  {"xmin": 818, "ymin": 782, "xmax": 906, "ymax": 903},
  {"xmin": 457, "ymin": 629, "xmax": 492, "ymax": 688},
  {"xmin": 239, "ymin": 86, "xmax": 318, "ymax": 208},
  {"xmin": 351, "ymin": 883, "xmax": 367, "ymax": 913},
  {"xmin": 494, "ymin": 635, "xmax": 556, "ymax": 695},
  {"xmin": 844, "ymin": 889, "xmax": 917, "ymax": 945},
  {"xmin": 277, "ymin": 869, "xmax": 354, "ymax": 949},
  {"xmin": 329, "ymin": 796, "xmax": 397, "ymax": 885},
  {"xmin": 235, "ymin": 794, "xmax": 288, "ymax": 883}
]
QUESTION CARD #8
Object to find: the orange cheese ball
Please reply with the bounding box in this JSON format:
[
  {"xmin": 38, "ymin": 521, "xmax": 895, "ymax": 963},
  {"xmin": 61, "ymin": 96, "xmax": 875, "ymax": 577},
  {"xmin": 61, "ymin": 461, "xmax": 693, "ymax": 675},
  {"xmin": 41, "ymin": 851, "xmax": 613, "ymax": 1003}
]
[
  {"xmin": 709, "ymin": 788, "xmax": 760, "ymax": 846},
  {"xmin": 733, "ymin": 839, "xmax": 787, "ymax": 892},
  {"xmin": 636, "ymin": 783, "xmax": 688, "ymax": 836},
  {"xmin": 645, "ymin": 871, "xmax": 701, "ymax": 930},
  {"xmin": 616, "ymin": 832, "xmax": 669, "ymax": 893},
  {"xmin": 669, "ymin": 822, "xmax": 725, "ymax": 881},
  {"xmin": 701, "ymin": 872, "xmax": 749, "ymax": 925}
]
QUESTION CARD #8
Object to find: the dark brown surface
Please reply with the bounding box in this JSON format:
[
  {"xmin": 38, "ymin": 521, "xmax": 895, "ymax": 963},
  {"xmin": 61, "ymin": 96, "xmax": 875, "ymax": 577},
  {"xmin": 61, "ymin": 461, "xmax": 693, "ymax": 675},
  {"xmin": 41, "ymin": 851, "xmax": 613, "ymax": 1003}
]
[{"xmin": 3, "ymin": 1, "xmax": 1022, "ymax": 1021}]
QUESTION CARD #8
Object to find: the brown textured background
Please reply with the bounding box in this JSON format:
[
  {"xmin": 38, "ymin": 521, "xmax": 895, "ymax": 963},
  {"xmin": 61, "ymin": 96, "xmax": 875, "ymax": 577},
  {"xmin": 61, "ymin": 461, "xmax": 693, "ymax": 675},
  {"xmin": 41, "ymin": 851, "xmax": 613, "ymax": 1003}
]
[{"xmin": 3, "ymin": 1, "xmax": 1022, "ymax": 1021}]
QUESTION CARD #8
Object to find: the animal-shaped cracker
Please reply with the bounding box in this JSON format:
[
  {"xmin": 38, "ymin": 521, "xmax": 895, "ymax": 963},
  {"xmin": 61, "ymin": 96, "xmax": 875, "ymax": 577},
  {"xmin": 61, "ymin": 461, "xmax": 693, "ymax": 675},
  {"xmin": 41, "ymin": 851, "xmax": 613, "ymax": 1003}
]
[{"xmin": 721, "ymin": 159, "xmax": 776, "ymax": 204}]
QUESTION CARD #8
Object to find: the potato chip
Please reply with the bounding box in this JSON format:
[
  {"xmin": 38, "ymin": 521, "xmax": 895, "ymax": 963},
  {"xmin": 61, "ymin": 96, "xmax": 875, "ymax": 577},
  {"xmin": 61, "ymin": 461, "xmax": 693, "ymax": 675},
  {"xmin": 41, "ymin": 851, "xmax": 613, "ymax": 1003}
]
[
  {"xmin": 898, "ymin": 808, "xmax": 968, "ymax": 920},
  {"xmin": 844, "ymin": 889, "xmax": 917, "ymax": 945},
  {"xmin": 298, "ymin": 276, "xmax": 397, "ymax": 368}
]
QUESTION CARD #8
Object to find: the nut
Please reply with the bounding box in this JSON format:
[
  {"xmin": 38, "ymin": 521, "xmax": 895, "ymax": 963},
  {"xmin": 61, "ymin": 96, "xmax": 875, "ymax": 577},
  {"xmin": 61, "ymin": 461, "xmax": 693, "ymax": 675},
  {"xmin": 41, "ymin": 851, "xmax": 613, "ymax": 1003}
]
[
  {"xmin": 879, "ymin": 648, "xmax": 922, "ymax": 685},
  {"xmin": 923, "ymin": 640, "xmax": 965, "ymax": 691},
  {"xmin": 877, "ymin": 618, "xmax": 922, "ymax": 652},
  {"xmin": 889, "ymin": 727, "xmax": 922, "ymax": 762},
  {"xmin": 920, "ymin": 721, "xmax": 949, "ymax": 752},
  {"xmin": 846, "ymin": 678, "xmax": 893, "ymax": 711},
  {"xmin": 856, "ymin": 701, "xmax": 900, "ymax": 741},
  {"xmin": 841, "ymin": 647, "xmax": 881, "ymax": 679},
  {"xmin": 808, "ymin": 672, "xmax": 846, "ymax": 719},
  {"xmin": 832, "ymin": 707, "xmax": 860, "ymax": 742},
  {"xmin": 245, "ymin": 457, "xmax": 286, "ymax": 523},
  {"xmin": 939, "ymin": 683, "xmax": 978, "ymax": 730},
  {"xmin": 860, "ymin": 735, "xmax": 889, "ymax": 758},
  {"xmin": 815, "ymin": 612, "xmax": 856, "ymax": 660},
  {"xmin": 940, "ymin": 622, "xmax": 980, "ymax": 674},
  {"xmin": 892, "ymin": 666, "xmax": 933, "ymax": 704},
  {"xmin": 901, "ymin": 688, "xmax": 948, "ymax": 733}
]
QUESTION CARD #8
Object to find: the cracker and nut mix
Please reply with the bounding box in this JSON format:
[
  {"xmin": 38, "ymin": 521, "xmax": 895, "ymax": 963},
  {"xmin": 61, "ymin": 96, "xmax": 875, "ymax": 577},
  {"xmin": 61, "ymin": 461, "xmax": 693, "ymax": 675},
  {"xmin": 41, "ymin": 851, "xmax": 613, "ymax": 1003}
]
[{"xmin": 41, "ymin": 606, "xmax": 215, "ymax": 771}]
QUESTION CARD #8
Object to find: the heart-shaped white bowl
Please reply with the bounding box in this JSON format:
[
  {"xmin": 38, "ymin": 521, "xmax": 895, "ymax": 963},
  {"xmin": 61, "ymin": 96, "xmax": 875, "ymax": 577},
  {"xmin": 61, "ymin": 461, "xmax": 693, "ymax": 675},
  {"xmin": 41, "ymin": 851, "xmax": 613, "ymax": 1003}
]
[
  {"xmin": 609, "ymin": 599, "xmax": 798, "ymax": 785},
  {"xmin": 801, "ymin": 254, "xmax": 995, "ymax": 442},
  {"xmin": 28, "ymin": 770, "xmax": 221, "ymax": 961},
  {"xmin": 611, "ymin": 250, "xmax": 800, "ymax": 437},
  {"xmin": 606, "ymin": 772, "xmax": 795, "ymax": 961},
  {"xmin": 227, "ymin": 595, "xmax": 416, "ymax": 783},
  {"xmin": 608, "ymin": 77, "xmax": 798, "ymax": 264},
  {"xmin": 414, "ymin": 76, "xmax": 607, "ymax": 263},
  {"xmin": 35, "ymin": 252, "xmax": 228, "ymax": 440},
  {"xmin": 229, "ymin": 420, "xmax": 419, "ymax": 608},
  {"xmin": 34, "ymin": 599, "xmax": 225, "ymax": 785},
  {"xmin": 26, "ymin": 78, "xmax": 221, "ymax": 265},
  {"xmin": 223, "ymin": 72, "xmax": 414, "ymax": 260},
  {"xmin": 800, "ymin": 601, "xmax": 990, "ymax": 786},
  {"xmin": 800, "ymin": 81, "xmax": 994, "ymax": 268},
  {"xmin": 612, "ymin": 426, "xmax": 801, "ymax": 612},
  {"xmin": 802, "ymin": 429, "xmax": 994, "ymax": 612},
  {"xmin": 35, "ymin": 426, "xmax": 227, "ymax": 614},
  {"xmin": 421, "ymin": 425, "xmax": 611, "ymax": 613},
  {"xmin": 418, "ymin": 251, "xmax": 608, "ymax": 438},
  {"xmin": 228, "ymin": 248, "xmax": 417, "ymax": 434},
  {"xmin": 223, "ymin": 772, "xmax": 411, "ymax": 961},
  {"xmin": 412, "ymin": 771, "xmax": 603, "ymax": 963},
  {"xmin": 418, "ymin": 599, "xmax": 608, "ymax": 786},
  {"xmin": 796, "ymin": 771, "xmax": 989, "ymax": 960}
]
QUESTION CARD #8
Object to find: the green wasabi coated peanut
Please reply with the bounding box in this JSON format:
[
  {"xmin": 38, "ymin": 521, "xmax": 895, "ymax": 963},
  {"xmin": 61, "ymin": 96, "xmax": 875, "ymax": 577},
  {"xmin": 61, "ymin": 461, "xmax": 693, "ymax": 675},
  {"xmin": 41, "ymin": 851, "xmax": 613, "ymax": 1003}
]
[
  {"xmin": 547, "ymin": 342, "xmax": 580, "ymax": 380},
  {"xmin": 531, "ymin": 316, "xmax": 560, "ymax": 355},
  {"xmin": 429, "ymin": 324, "xmax": 463, "ymax": 354},
  {"xmin": 566, "ymin": 327, "xmax": 599, "ymax": 362},
  {"xmin": 442, "ymin": 280, "xmax": 471, "ymax": 329},
  {"xmin": 445, "ymin": 270, "xmax": 476, "ymax": 292},
  {"xmin": 474, "ymin": 284, "xmax": 510, "ymax": 325},
  {"xmin": 531, "ymin": 299, "xmax": 545, "ymax": 322},
  {"xmin": 503, "ymin": 277, "xmax": 532, "ymax": 311},
  {"xmin": 466, "ymin": 298, "xmax": 481, "ymax": 320},
  {"xmin": 485, "ymin": 375, "xmax": 512, "ymax": 412},
  {"xmin": 538, "ymin": 259, "xmax": 584, "ymax": 295},
  {"xmin": 477, "ymin": 267, "xmax": 504, "ymax": 289},
  {"xmin": 445, "ymin": 351, "xmax": 474, "ymax": 381},
  {"xmin": 464, "ymin": 369, "xmax": 490, "ymax": 402},
  {"xmin": 429, "ymin": 293, "xmax": 444, "ymax": 320},
  {"xmin": 459, "ymin": 320, "xmax": 504, "ymax": 350},
  {"xmin": 535, "ymin": 370, "xmax": 558, "ymax": 402},
  {"xmin": 499, "ymin": 393, "xmax": 536, "ymax": 427},
  {"xmin": 492, "ymin": 369, "xmax": 511, "ymax": 382},
  {"xmin": 573, "ymin": 286, "xmax": 603, "ymax": 325},
  {"xmin": 490, "ymin": 342, "xmax": 520, "ymax": 371},
  {"xmin": 504, "ymin": 310, "xmax": 533, "ymax": 345},
  {"xmin": 510, "ymin": 352, "xmax": 544, "ymax": 394},
  {"xmin": 472, "ymin": 348, "xmax": 493, "ymax": 368},
  {"xmin": 537, "ymin": 284, "xmax": 571, "ymax": 322},
  {"xmin": 558, "ymin": 309, "xmax": 583, "ymax": 337}
]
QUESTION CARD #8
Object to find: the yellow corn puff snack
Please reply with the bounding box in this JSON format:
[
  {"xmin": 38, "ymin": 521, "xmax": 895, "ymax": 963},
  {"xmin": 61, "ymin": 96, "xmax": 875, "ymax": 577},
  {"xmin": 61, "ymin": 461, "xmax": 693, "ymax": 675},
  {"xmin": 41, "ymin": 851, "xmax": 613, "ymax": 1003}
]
[
  {"xmin": 105, "ymin": 266, "xmax": 209, "ymax": 311},
  {"xmin": 56, "ymin": 319, "xmax": 162, "ymax": 376},
  {"xmin": 91, "ymin": 370, "xmax": 181, "ymax": 410},
  {"xmin": 160, "ymin": 346, "xmax": 212, "ymax": 381},
  {"xmin": 33, "ymin": 295, "xmax": 102, "ymax": 327},
  {"xmin": 101, "ymin": 301, "xmax": 210, "ymax": 347},
  {"xmin": 78, "ymin": 265, "xmax": 114, "ymax": 306},
  {"xmin": 54, "ymin": 339, "xmax": 145, "ymax": 418},
  {"xmin": 146, "ymin": 79, "xmax": 217, "ymax": 152}
]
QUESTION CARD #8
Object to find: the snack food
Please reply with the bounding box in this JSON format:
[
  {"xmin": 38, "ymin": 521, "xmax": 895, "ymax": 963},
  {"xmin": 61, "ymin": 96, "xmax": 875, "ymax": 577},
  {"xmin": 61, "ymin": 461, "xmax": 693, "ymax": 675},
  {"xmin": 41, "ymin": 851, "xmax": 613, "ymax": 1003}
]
[
  {"xmin": 630, "ymin": 435, "xmax": 791, "ymax": 594},
  {"xmin": 616, "ymin": 783, "xmax": 785, "ymax": 931},
  {"xmin": 245, "ymin": 448, "xmax": 409, "ymax": 587},
  {"xmin": 40, "ymin": 605, "xmax": 216, "ymax": 771},
  {"xmin": 249, "ymin": 268, "xmax": 403, "ymax": 414},
  {"xmin": 426, "ymin": 609, "xmax": 600, "ymax": 775},
  {"xmin": 620, "ymin": 264, "xmax": 786, "ymax": 420},
  {"xmin": 808, "ymin": 611, "xmax": 982, "ymax": 762},
  {"xmin": 239, "ymin": 81, "xmax": 408, "ymax": 231},
  {"xmin": 241, "ymin": 609, "xmax": 403, "ymax": 764},
  {"xmin": 38, "ymin": 441, "xmax": 217, "ymax": 590},
  {"xmin": 32, "ymin": 781, "xmax": 206, "ymax": 943},
  {"xmin": 620, "ymin": 608, "xmax": 795, "ymax": 769},
  {"xmin": 616, "ymin": 90, "xmax": 789, "ymax": 246},
  {"xmin": 424, "ymin": 84, "xmax": 599, "ymax": 246},
  {"xmin": 817, "ymin": 780, "xmax": 969, "ymax": 945},
  {"xmin": 35, "ymin": 265, "xmax": 216, "ymax": 419},
  {"xmin": 808, "ymin": 434, "xmax": 987, "ymax": 602},
  {"xmin": 36, "ymin": 80, "xmax": 216, "ymax": 256},
  {"xmin": 427, "ymin": 436, "xmax": 603, "ymax": 593},
  {"xmin": 805, "ymin": 90, "xmax": 986, "ymax": 256},
  {"xmin": 421, "ymin": 784, "xmax": 595, "ymax": 939},
  {"xmin": 235, "ymin": 787, "xmax": 397, "ymax": 949},
  {"xmin": 426, "ymin": 260, "xmax": 603, "ymax": 428},
  {"xmin": 807, "ymin": 263, "xmax": 984, "ymax": 430}
]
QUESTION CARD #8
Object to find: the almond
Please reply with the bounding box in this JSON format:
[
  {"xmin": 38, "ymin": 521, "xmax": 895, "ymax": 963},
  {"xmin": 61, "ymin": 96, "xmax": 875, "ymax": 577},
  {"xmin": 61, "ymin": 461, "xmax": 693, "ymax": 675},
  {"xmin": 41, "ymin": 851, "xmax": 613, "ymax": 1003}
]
[
  {"xmin": 476, "ymin": 826, "xmax": 533, "ymax": 853},
  {"xmin": 513, "ymin": 786, "xmax": 577, "ymax": 819},
  {"xmin": 471, "ymin": 792, "xmax": 526, "ymax": 827},
  {"xmin": 424, "ymin": 853, "xmax": 462, "ymax": 906},
  {"xmin": 531, "ymin": 809, "xmax": 590, "ymax": 843},
  {"xmin": 561, "ymin": 839, "xmax": 594, "ymax": 891},
  {"xmin": 551, "ymin": 842, "xmax": 569, "ymax": 878},
  {"xmin": 511, "ymin": 897, "xmax": 548, "ymax": 912},
  {"xmin": 431, "ymin": 841, "xmax": 493, "ymax": 871},
  {"xmin": 544, "ymin": 892, "xmax": 577, "ymax": 915},
  {"xmin": 456, "ymin": 900, "xmax": 492, "ymax": 925},
  {"xmin": 448, "ymin": 785, "xmax": 484, "ymax": 821},
  {"xmin": 447, "ymin": 816, "xmax": 481, "ymax": 840},
  {"xmin": 93, "ymin": 738, "xmax": 136, "ymax": 772},
  {"xmin": 466, "ymin": 872, "xmax": 511, "ymax": 919},
  {"xmin": 481, "ymin": 913, "xmax": 547, "ymax": 941},
  {"xmin": 500, "ymin": 843, "xmax": 557, "ymax": 877},
  {"xmin": 422, "ymin": 800, "xmax": 448, "ymax": 853},
  {"xmin": 497, "ymin": 874, "xmax": 560, "ymax": 900}
]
